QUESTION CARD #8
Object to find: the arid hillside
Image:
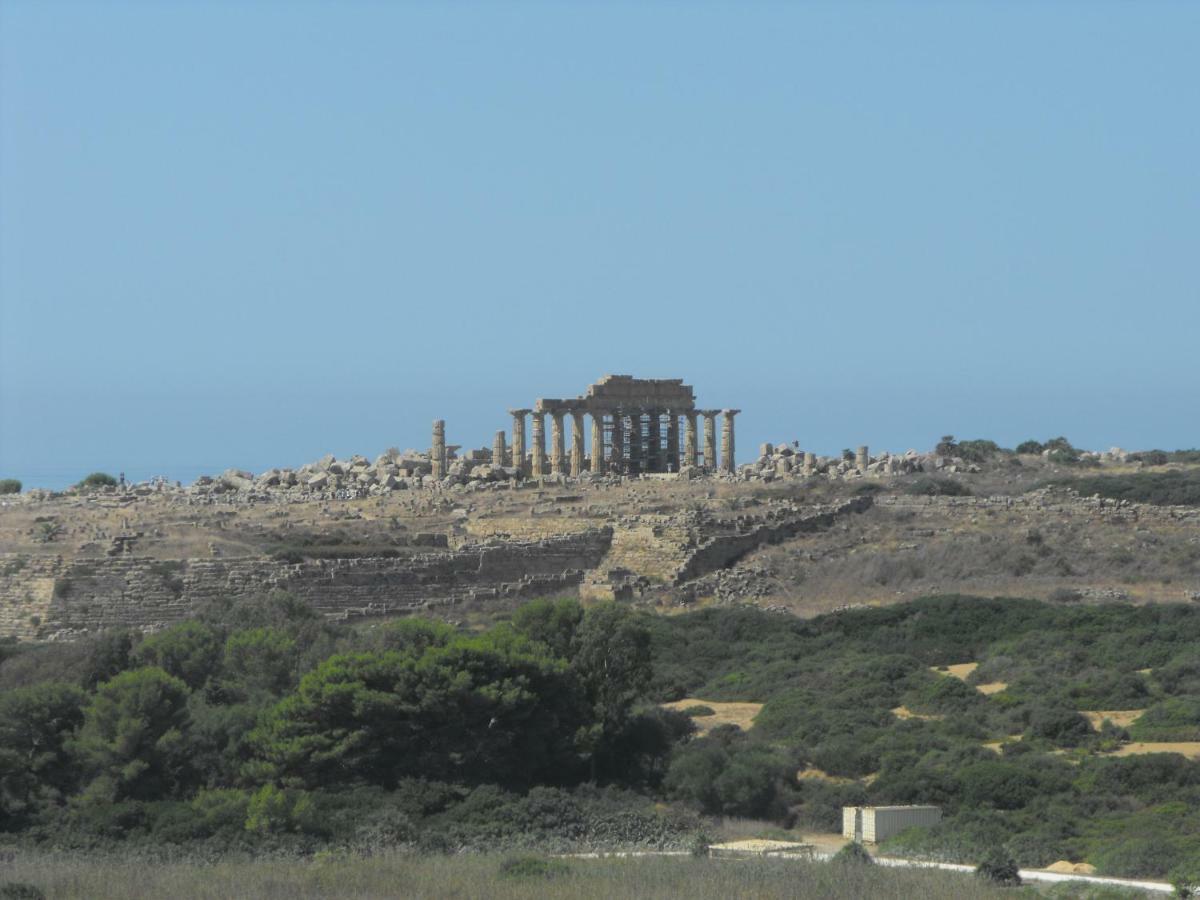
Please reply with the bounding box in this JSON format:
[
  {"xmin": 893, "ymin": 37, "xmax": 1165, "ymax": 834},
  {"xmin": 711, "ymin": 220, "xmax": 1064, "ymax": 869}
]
[{"xmin": 2, "ymin": 447, "xmax": 1198, "ymax": 639}]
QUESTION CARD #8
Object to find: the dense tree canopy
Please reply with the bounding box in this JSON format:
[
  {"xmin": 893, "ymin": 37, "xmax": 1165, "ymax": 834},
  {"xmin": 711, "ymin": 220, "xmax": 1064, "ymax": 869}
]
[{"xmin": 1, "ymin": 593, "xmax": 1200, "ymax": 879}]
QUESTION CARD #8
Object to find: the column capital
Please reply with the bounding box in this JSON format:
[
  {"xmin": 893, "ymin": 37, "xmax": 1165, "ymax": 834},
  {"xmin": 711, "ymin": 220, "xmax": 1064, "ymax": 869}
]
[
  {"xmin": 722, "ymin": 409, "xmax": 742, "ymax": 416},
  {"xmin": 508, "ymin": 408, "xmax": 532, "ymax": 417}
]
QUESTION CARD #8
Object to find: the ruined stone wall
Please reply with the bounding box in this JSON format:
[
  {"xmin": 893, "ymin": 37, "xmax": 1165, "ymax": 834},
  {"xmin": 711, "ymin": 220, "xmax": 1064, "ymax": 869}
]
[
  {"xmin": 0, "ymin": 557, "xmax": 59, "ymax": 640},
  {"xmin": 0, "ymin": 529, "xmax": 612, "ymax": 639},
  {"xmin": 465, "ymin": 515, "xmax": 598, "ymax": 541},
  {"xmin": 674, "ymin": 496, "xmax": 874, "ymax": 584},
  {"xmin": 580, "ymin": 498, "xmax": 874, "ymax": 601}
]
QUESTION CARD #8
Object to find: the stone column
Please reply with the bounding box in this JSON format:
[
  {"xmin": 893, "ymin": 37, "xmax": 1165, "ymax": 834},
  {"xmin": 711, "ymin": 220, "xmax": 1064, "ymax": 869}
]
[
  {"xmin": 493, "ymin": 430, "xmax": 507, "ymax": 468},
  {"xmin": 627, "ymin": 411, "xmax": 643, "ymax": 474},
  {"xmin": 683, "ymin": 412, "xmax": 698, "ymax": 468},
  {"xmin": 611, "ymin": 412, "xmax": 625, "ymax": 473},
  {"xmin": 590, "ymin": 412, "xmax": 605, "ymax": 474},
  {"xmin": 647, "ymin": 410, "xmax": 662, "ymax": 473},
  {"xmin": 508, "ymin": 409, "xmax": 529, "ymax": 476},
  {"xmin": 531, "ymin": 412, "xmax": 546, "ymax": 476},
  {"xmin": 570, "ymin": 410, "xmax": 585, "ymax": 477},
  {"xmin": 666, "ymin": 411, "xmax": 680, "ymax": 472},
  {"xmin": 431, "ymin": 419, "xmax": 447, "ymax": 479},
  {"xmin": 702, "ymin": 411, "xmax": 718, "ymax": 470},
  {"xmin": 550, "ymin": 412, "xmax": 566, "ymax": 476},
  {"xmin": 803, "ymin": 451, "xmax": 816, "ymax": 476},
  {"xmin": 721, "ymin": 409, "xmax": 740, "ymax": 473},
  {"xmin": 856, "ymin": 445, "xmax": 869, "ymax": 474}
]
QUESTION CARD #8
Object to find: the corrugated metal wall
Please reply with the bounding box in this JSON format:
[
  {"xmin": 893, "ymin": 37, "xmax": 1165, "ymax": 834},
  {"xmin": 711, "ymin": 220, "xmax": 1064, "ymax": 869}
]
[{"xmin": 842, "ymin": 806, "xmax": 942, "ymax": 843}]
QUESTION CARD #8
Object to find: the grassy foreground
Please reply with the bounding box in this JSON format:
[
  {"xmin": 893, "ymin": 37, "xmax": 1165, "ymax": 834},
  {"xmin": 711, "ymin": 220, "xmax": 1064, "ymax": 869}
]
[{"xmin": 0, "ymin": 851, "xmax": 1144, "ymax": 900}]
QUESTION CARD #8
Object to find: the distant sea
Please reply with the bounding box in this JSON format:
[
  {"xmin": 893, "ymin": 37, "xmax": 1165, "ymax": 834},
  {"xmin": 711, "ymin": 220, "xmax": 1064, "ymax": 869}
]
[{"xmin": 1, "ymin": 463, "xmax": 267, "ymax": 493}]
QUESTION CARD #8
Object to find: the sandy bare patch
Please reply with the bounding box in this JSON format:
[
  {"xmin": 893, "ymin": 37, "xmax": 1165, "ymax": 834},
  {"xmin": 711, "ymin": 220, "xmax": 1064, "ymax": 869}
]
[
  {"xmin": 708, "ymin": 839, "xmax": 815, "ymax": 858},
  {"xmin": 931, "ymin": 663, "xmax": 1007, "ymax": 695},
  {"xmin": 663, "ymin": 698, "xmax": 763, "ymax": 734},
  {"xmin": 1081, "ymin": 710, "xmax": 1145, "ymax": 730},
  {"xmin": 1044, "ymin": 860, "xmax": 1097, "ymax": 875},
  {"xmin": 1111, "ymin": 742, "xmax": 1200, "ymax": 759},
  {"xmin": 797, "ymin": 767, "xmax": 858, "ymax": 785},
  {"xmin": 891, "ymin": 705, "xmax": 943, "ymax": 721},
  {"xmin": 982, "ymin": 735, "xmax": 1022, "ymax": 754},
  {"xmin": 932, "ymin": 662, "xmax": 979, "ymax": 680}
]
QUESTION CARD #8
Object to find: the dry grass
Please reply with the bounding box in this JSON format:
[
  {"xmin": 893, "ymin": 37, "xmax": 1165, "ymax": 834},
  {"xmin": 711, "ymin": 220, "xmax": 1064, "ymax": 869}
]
[
  {"xmin": 0, "ymin": 850, "xmax": 1030, "ymax": 900},
  {"xmin": 935, "ymin": 662, "xmax": 979, "ymax": 680},
  {"xmin": 982, "ymin": 736, "xmax": 1023, "ymax": 754},
  {"xmin": 663, "ymin": 698, "xmax": 763, "ymax": 734},
  {"xmin": 797, "ymin": 767, "xmax": 860, "ymax": 785},
  {"xmin": 1080, "ymin": 710, "xmax": 1145, "ymax": 729},
  {"xmin": 930, "ymin": 664, "xmax": 1007, "ymax": 696},
  {"xmin": 744, "ymin": 496, "xmax": 1200, "ymax": 615},
  {"xmin": 891, "ymin": 706, "xmax": 943, "ymax": 722},
  {"xmin": 1109, "ymin": 741, "xmax": 1200, "ymax": 759}
]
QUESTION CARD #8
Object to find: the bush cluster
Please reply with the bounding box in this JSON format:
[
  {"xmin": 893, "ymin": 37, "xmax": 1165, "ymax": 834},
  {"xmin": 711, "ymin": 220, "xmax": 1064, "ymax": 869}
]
[
  {"xmin": 1050, "ymin": 470, "xmax": 1200, "ymax": 507},
  {"xmin": 6, "ymin": 594, "xmax": 1200, "ymax": 878},
  {"xmin": 646, "ymin": 596, "xmax": 1200, "ymax": 876},
  {"xmin": 0, "ymin": 596, "xmax": 694, "ymax": 853},
  {"xmin": 76, "ymin": 472, "xmax": 118, "ymax": 489}
]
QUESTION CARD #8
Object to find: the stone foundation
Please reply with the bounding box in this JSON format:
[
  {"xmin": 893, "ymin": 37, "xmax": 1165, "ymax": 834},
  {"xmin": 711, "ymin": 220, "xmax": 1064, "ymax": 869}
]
[{"xmin": 1, "ymin": 529, "xmax": 612, "ymax": 639}]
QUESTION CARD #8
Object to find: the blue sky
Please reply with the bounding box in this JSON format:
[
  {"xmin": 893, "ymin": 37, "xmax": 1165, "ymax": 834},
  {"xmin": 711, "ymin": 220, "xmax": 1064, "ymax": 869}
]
[{"xmin": 2, "ymin": 2, "xmax": 1197, "ymax": 488}]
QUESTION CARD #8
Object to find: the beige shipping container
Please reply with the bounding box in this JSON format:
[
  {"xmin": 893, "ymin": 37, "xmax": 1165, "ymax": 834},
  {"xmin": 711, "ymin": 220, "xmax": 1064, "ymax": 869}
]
[{"xmin": 842, "ymin": 805, "xmax": 941, "ymax": 844}]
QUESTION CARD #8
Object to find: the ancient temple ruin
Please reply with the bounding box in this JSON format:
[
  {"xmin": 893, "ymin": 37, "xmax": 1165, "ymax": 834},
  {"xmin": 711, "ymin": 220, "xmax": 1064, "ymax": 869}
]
[{"xmin": 505, "ymin": 375, "xmax": 738, "ymax": 476}]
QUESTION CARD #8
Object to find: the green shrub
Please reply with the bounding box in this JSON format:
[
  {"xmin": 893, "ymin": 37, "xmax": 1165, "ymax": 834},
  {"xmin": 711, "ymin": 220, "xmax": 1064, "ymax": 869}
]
[
  {"xmin": 78, "ymin": 472, "xmax": 118, "ymax": 489},
  {"xmin": 0, "ymin": 479, "xmax": 21, "ymax": 495},
  {"xmin": 832, "ymin": 841, "xmax": 874, "ymax": 865},
  {"xmin": 1129, "ymin": 698, "xmax": 1200, "ymax": 742},
  {"xmin": 498, "ymin": 856, "xmax": 570, "ymax": 879},
  {"xmin": 1046, "ymin": 449, "xmax": 1079, "ymax": 465},
  {"xmin": 975, "ymin": 847, "xmax": 1021, "ymax": 886},
  {"xmin": 1049, "ymin": 471, "xmax": 1200, "ymax": 507},
  {"xmin": 1171, "ymin": 858, "xmax": 1200, "ymax": 898},
  {"xmin": 1015, "ymin": 441, "xmax": 1044, "ymax": 455},
  {"xmin": 682, "ymin": 705, "xmax": 715, "ymax": 717},
  {"xmin": 1093, "ymin": 836, "xmax": 1195, "ymax": 879},
  {"xmin": 903, "ymin": 477, "xmax": 972, "ymax": 497},
  {"xmin": 1130, "ymin": 450, "xmax": 1170, "ymax": 466},
  {"xmin": 1026, "ymin": 705, "xmax": 1093, "ymax": 747},
  {"xmin": 956, "ymin": 440, "xmax": 1001, "ymax": 463},
  {"xmin": 0, "ymin": 885, "xmax": 46, "ymax": 900}
]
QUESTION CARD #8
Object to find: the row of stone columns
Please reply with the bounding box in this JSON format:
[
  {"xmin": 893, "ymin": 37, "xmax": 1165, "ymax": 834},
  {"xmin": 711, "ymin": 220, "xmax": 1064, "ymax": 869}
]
[{"xmin": 501, "ymin": 408, "xmax": 739, "ymax": 477}]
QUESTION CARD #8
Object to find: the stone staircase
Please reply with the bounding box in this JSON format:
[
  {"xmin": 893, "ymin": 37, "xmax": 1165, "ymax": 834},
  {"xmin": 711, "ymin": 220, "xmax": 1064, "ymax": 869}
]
[
  {"xmin": 579, "ymin": 497, "xmax": 874, "ymax": 602},
  {"xmin": 579, "ymin": 514, "xmax": 699, "ymax": 601}
]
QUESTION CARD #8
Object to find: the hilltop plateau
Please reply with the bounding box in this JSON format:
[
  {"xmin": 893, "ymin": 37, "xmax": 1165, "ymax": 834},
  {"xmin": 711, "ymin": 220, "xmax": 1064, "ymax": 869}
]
[{"xmin": 1, "ymin": 439, "xmax": 1198, "ymax": 640}]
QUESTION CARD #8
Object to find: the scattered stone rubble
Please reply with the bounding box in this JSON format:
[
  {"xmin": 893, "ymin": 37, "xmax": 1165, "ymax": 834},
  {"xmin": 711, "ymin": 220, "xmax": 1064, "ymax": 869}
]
[
  {"xmin": 19, "ymin": 439, "xmax": 1150, "ymax": 504},
  {"xmin": 739, "ymin": 442, "xmax": 982, "ymax": 482}
]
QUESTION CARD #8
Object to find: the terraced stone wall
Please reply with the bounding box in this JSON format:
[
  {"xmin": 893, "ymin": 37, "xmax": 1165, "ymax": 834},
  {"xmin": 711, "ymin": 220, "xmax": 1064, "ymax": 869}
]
[{"xmin": 0, "ymin": 528, "xmax": 613, "ymax": 639}]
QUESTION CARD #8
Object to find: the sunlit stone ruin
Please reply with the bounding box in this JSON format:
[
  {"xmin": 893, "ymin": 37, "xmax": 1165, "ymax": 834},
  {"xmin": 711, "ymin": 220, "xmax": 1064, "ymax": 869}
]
[{"xmin": 504, "ymin": 375, "xmax": 739, "ymax": 477}]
